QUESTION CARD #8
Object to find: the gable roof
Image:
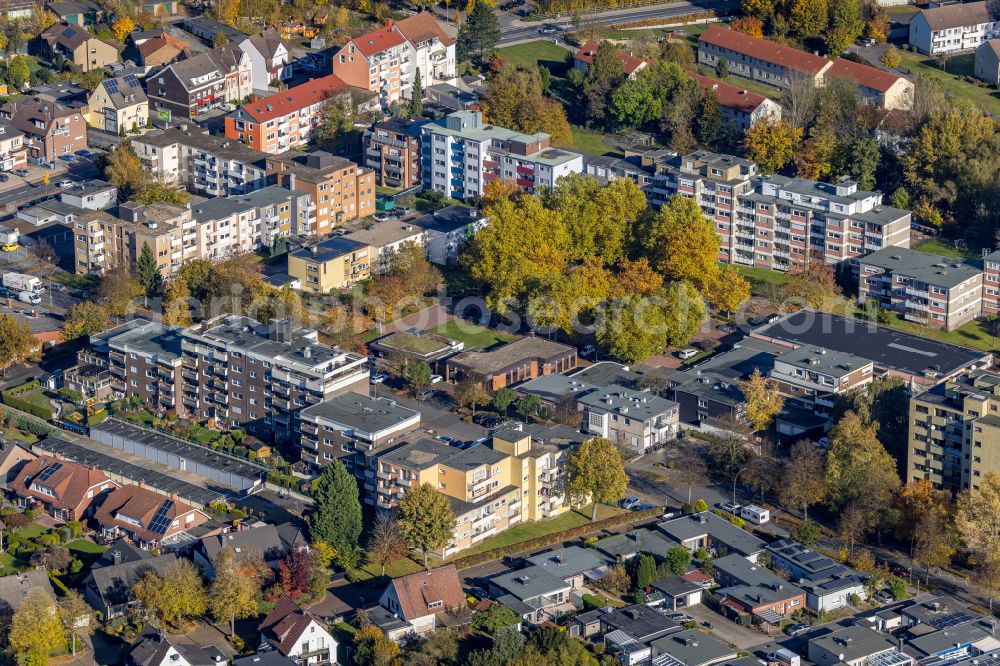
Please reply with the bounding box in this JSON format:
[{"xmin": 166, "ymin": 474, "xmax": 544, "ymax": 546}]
[
  {"xmin": 87, "ymin": 553, "xmax": 177, "ymax": 608},
  {"xmin": 12, "ymin": 454, "xmax": 112, "ymax": 512},
  {"xmin": 348, "ymin": 23, "xmax": 407, "ymax": 58},
  {"xmin": 258, "ymin": 593, "xmax": 327, "ymax": 656},
  {"xmin": 138, "ymin": 32, "xmax": 190, "ymax": 61},
  {"xmin": 574, "ymin": 40, "xmax": 646, "ymax": 75},
  {"xmin": 657, "ymin": 512, "xmax": 765, "ymax": 557},
  {"xmin": 94, "ymin": 485, "xmax": 202, "ymax": 543},
  {"xmin": 699, "ymin": 26, "xmax": 831, "ymax": 76},
  {"xmin": 95, "ymin": 75, "xmax": 148, "ymax": 109},
  {"xmin": 394, "ymin": 12, "xmax": 454, "ymax": 47},
  {"xmin": 236, "ymin": 74, "xmax": 349, "ymax": 123},
  {"xmin": 386, "ymin": 564, "xmax": 465, "ymax": 620},
  {"xmin": 917, "ymin": 1, "xmax": 991, "ymax": 31},
  {"xmin": 688, "ymin": 72, "xmax": 773, "ymax": 114},
  {"xmin": 829, "ymin": 57, "xmax": 907, "ymax": 93},
  {"xmin": 245, "ymin": 28, "xmax": 287, "ymax": 62},
  {"xmin": 0, "ymin": 569, "xmax": 55, "ymax": 613},
  {"xmin": 159, "ymin": 42, "xmax": 246, "ymax": 90},
  {"xmin": 42, "ymin": 21, "xmax": 98, "ymax": 50},
  {"xmin": 199, "ymin": 522, "xmax": 305, "ymax": 563}
]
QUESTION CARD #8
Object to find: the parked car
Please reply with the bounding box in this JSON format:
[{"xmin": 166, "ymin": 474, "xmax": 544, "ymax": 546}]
[
  {"xmin": 369, "ymin": 372, "xmax": 388, "ymax": 384},
  {"xmin": 75, "ymin": 149, "xmax": 93, "ymax": 158},
  {"xmin": 538, "ymin": 24, "xmax": 559, "ymax": 34},
  {"xmin": 581, "ymin": 344, "xmax": 595, "ymax": 356},
  {"xmin": 718, "ymin": 501, "xmax": 741, "ymax": 515},
  {"xmin": 58, "ymin": 155, "xmax": 75, "ymax": 163},
  {"xmin": 438, "ymin": 434, "xmax": 456, "ymax": 444},
  {"xmin": 58, "ymin": 179, "xmax": 74, "ymax": 188},
  {"xmin": 677, "ymin": 348, "xmax": 698, "ymax": 360},
  {"xmin": 482, "ymin": 417, "xmax": 506, "ymax": 429},
  {"xmin": 785, "ymin": 622, "xmax": 812, "ymax": 637},
  {"xmin": 1, "ymin": 242, "xmax": 17, "ymax": 252},
  {"xmin": 13, "ymin": 168, "xmax": 28, "ymax": 177},
  {"xmin": 0, "ymin": 174, "xmax": 8, "ymax": 182},
  {"xmin": 669, "ymin": 613, "xmax": 694, "ymax": 624},
  {"xmin": 619, "ymin": 496, "xmax": 640, "ymax": 510},
  {"xmin": 429, "ymin": 374, "xmax": 443, "ymax": 384},
  {"xmin": 49, "ymin": 282, "xmax": 65, "ymax": 292},
  {"xmin": 716, "ymin": 323, "xmax": 736, "ymax": 333},
  {"xmin": 876, "ymin": 589, "xmax": 894, "ymax": 604},
  {"xmin": 633, "ymin": 503, "xmax": 655, "ymax": 511}
]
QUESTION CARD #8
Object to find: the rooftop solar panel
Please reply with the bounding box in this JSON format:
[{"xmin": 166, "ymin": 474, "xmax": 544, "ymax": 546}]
[
  {"xmin": 37, "ymin": 461, "xmax": 63, "ymax": 482},
  {"xmin": 148, "ymin": 498, "xmax": 175, "ymax": 534},
  {"xmin": 105, "ymin": 78, "xmax": 119, "ymax": 95},
  {"xmin": 124, "ymin": 74, "xmax": 140, "ymax": 88},
  {"xmin": 929, "ymin": 612, "xmax": 976, "ymax": 629}
]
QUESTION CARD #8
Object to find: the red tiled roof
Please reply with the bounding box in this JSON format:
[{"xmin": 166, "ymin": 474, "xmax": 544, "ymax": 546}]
[
  {"xmin": 388, "ymin": 564, "xmax": 465, "ymax": 621},
  {"xmin": 394, "ymin": 12, "xmax": 454, "ymax": 47},
  {"xmin": 259, "ymin": 593, "xmax": 325, "ymax": 656},
  {"xmin": 238, "ymin": 74, "xmax": 349, "ymax": 124},
  {"xmin": 699, "ymin": 26, "xmax": 831, "ymax": 75},
  {"xmin": 574, "ymin": 40, "xmax": 646, "ymax": 75},
  {"xmin": 349, "ymin": 23, "xmax": 406, "ymax": 58},
  {"xmin": 12, "ymin": 455, "xmax": 114, "ymax": 513},
  {"xmin": 94, "ymin": 485, "xmax": 205, "ymax": 544},
  {"xmin": 688, "ymin": 72, "xmax": 772, "ymax": 114},
  {"xmin": 682, "ymin": 570, "xmax": 714, "ymax": 584},
  {"xmin": 138, "ymin": 32, "xmax": 189, "ymax": 60},
  {"xmin": 829, "ymin": 57, "xmax": 906, "ymax": 94}
]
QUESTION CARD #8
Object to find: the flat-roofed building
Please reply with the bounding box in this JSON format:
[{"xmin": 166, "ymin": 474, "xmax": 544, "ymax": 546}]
[
  {"xmin": 343, "ymin": 218, "xmax": 426, "ymax": 273},
  {"xmin": 578, "ymin": 385, "xmax": 679, "ymax": 454},
  {"xmin": 288, "ymin": 237, "xmax": 372, "ymax": 292},
  {"xmin": 73, "ymin": 202, "xmax": 194, "ymax": 277},
  {"xmin": 299, "ymin": 392, "xmax": 420, "ymax": 470},
  {"xmin": 858, "ymin": 247, "xmax": 984, "ymax": 331},
  {"xmin": 363, "ymin": 117, "xmax": 427, "ymax": 189},
  {"xmin": 369, "ymin": 331, "xmax": 464, "ymax": 366},
  {"xmin": 89, "ymin": 319, "xmax": 184, "ymax": 412},
  {"xmin": 769, "ymin": 345, "xmax": 875, "ymax": 416},
  {"xmin": 266, "ymin": 151, "xmax": 375, "ymax": 235},
  {"xmin": 443, "ymin": 337, "xmax": 577, "ymax": 391}
]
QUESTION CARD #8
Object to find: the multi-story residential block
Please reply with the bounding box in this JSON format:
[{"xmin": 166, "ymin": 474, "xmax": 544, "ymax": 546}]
[
  {"xmin": 190, "ymin": 184, "xmax": 311, "ymax": 256},
  {"xmin": 1, "ymin": 97, "xmax": 87, "ymax": 163},
  {"xmin": 363, "ymin": 117, "xmax": 427, "ymax": 189},
  {"xmin": 225, "ymin": 74, "xmax": 380, "ymax": 154},
  {"xmin": 421, "ymin": 111, "xmax": 583, "ymax": 200},
  {"xmin": 287, "ymin": 237, "xmax": 372, "ymax": 292},
  {"xmin": 342, "ymin": 217, "xmax": 425, "ymax": 272},
  {"xmin": 266, "ymin": 151, "xmax": 375, "ymax": 235},
  {"xmin": 86, "ymin": 74, "xmax": 148, "ymax": 134},
  {"xmin": 975, "ymin": 39, "xmax": 1000, "ymax": 83},
  {"xmin": 698, "ymin": 25, "xmax": 832, "ymax": 89},
  {"xmin": 132, "ymin": 127, "xmax": 269, "ymax": 197},
  {"xmin": 94, "ymin": 485, "xmax": 209, "ymax": 550},
  {"xmin": 688, "ymin": 73, "xmax": 782, "ymax": 134},
  {"xmin": 73, "ymin": 202, "xmax": 193, "ymax": 276},
  {"xmin": 858, "ymin": 247, "xmax": 984, "ymax": 331},
  {"xmin": 299, "ymin": 392, "xmax": 420, "ymax": 469},
  {"xmin": 332, "ymin": 13, "xmax": 455, "ymax": 106},
  {"xmin": 146, "ymin": 43, "xmax": 252, "ymax": 120},
  {"xmin": 983, "ymin": 249, "xmax": 1000, "ymax": 314},
  {"xmin": 577, "ymin": 386, "xmax": 680, "ymax": 454},
  {"xmin": 573, "ymin": 41, "xmax": 648, "ymax": 79},
  {"xmin": 0, "ymin": 120, "xmax": 27, "ymax": 172},
  {"xmin": 908, "ymin": 371, "xmax": 1000, "ymax": 493},
  {"xmin": 444, "ymin": 337, "xmax": 577, "ymax": 391},
  {"xmin": 372, "ymin": 431, "xmax": 577, "ymax": 556},
  {"xmin": 909, "ymin": 1, "xmax": 1000, "ymax": 55},
  {"xmin": 699, "ymin": 26, "xmax": 913, "ymax": 109},
  {"xmin": 238, "ymin": 28, "xmax": 292, "ymax": 89},
  {"xmin": 179, "ymin": 316, "xmax": 369, "ymax": 439},
  {"xmin": 89, "ymin": 319, "xmax": 185, "ymax": 410},
  {"xmin": 40, "ymin": 22, "xmax": 119, "ymax": 72},
  {"xmin": 490, "ymin": 427, "xmax": 577, "ymax": 523},
  {"xmin": 738, "ymin": 174, "xmax": 910, "ymax": 271},
  {"xmin": 12, "ymin": 455, "xmax": 118, "ymax": 521},
  {"xmin": 769, "ymin": 345, "xmax": 875, "ymax": 416}
]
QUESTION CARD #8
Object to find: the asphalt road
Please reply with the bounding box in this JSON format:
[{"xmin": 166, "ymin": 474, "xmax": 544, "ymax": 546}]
[{"xmin": 497, "ymin": 0, "xmax": 740, "ymax": 44}]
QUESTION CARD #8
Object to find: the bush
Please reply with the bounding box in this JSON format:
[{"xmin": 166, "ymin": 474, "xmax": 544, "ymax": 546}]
[
  {"xmin": 790, "ymin": 521, "xmax": 821, "ymax": 547},
  {"xmin": 3, "ymin": 512, "xmax": 31, "ymax": 529},
  {"xmin": 2, "ymin": 387, "xmax": 54, "ymax": 420},
  {"xmin": 65, "ymin": 521, "xmax": 83, "ymax": 539},
  {"xmin": 70, "ymin": 558, "xmax": 83, "ymax": 574}
]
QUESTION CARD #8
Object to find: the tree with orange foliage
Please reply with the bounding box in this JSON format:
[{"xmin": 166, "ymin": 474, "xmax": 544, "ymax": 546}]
[
  {"xmin": 730, "ymin": 16, "xmax": 764, "ymax": 39},
  {"xmin": 611, "ymin": 258, "xmax": 662, "ymax": 297},
  {"xmin": 481, "ymin": 179, "xmax": 521, "ymax": 207}
]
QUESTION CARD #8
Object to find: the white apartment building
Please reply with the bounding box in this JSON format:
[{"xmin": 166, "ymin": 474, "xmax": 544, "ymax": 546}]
[
  {"xmin": 909, "ymin": 1, "xmax": 1000, "ymax": 55},
  {"xmin": 578, "ymin": 386, "xmax": 680, "ymax": 454},
  {"xmin": 189, "ymin": 185, "xmax": 311, "ymax": 258},
  {"xmin": 858, "ymin": 247, "xmax": 985, "ymax": 331},
  {"xmin": 132, "ymin": 127, "xmax": 269, "ymax": 198},
  {"xmin": 394, "ymin": 12, "xmax": 457, "ymax": 89},
  {"xmin": 421, "ymin": 111, "xmax": 583, "ymax": 200}
]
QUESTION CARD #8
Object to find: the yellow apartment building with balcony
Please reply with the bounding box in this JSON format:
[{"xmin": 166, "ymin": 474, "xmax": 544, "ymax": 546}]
[
  {"xmin": 372, "ymin": 428, "xmax": 582, "ymax": 556},
  {"xmin": 287, "ymin": 237, "xmax": 372, "ymax": 293}
]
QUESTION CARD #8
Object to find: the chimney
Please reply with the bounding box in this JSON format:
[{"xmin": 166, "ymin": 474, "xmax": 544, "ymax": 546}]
[
  {"xmin": 111, "ymin": 549, "xmax": 121, "ymax": 565},
  {"xmin": 310, "ymin": 246, "xmax": 318, "ymax": 256}
]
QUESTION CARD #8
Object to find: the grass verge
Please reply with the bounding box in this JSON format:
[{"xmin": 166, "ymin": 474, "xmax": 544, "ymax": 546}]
[
  {"xmin": 430, "ymin": 320, "xmax": 517, "ymax": 349},
  {"xmin": 914, "ymin": 237, "xmax": 978, "ymax": 260}
]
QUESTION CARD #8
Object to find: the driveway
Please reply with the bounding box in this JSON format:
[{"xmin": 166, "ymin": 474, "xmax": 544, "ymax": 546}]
[
  {"xmin": 384, "ymin": 304, "xmax": 454, "ymax": 334},
  {"xmin": 685, "ymin": 604, "xmax": 773, "ymax": 650}
]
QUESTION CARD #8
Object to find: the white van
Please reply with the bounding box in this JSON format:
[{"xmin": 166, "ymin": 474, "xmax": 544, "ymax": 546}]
[
  {"xmin": 18, "ymin": 291, "xmax": 40, "ymax": 305},
  {"xmin": 768, "ymin": 649, "xmax": 800, "ymax": 666},
  {"xmin": 741, "ymin": 504, "xmax": 770, "ymax": 525}
]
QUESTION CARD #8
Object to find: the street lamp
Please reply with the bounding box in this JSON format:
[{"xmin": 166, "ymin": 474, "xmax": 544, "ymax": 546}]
[{"xmin": 732, "ymin": 466, "xmax": 748, "ymax": 509}]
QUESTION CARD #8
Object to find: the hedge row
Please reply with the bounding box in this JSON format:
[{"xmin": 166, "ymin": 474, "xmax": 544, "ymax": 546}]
[
  {"xmin": 449, "ymin": 507, "xmax": 662, "ymax": 570},
  {"xmin": 2, "ymin": 381, "xmax": 53, "ymax": 421}
]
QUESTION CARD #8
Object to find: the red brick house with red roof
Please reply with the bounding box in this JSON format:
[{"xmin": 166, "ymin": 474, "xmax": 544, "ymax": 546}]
[
  {"xmin": 258, "ymin": 593, "xmax": 337, "ymax": 664},
  {"xmin": 12, "ymin": 455, "xmax": 117, "ymax": 521},
  {"xmin": 573, "ymin": 41, "xmax": 648, "ymax": 79},
  {"xmin": 224, "ymin": 74, "xmax": 377, "ymax": 153},
  {"xmin": 94, "ymin": 484, "xmax": 209, "ymax": 550}
]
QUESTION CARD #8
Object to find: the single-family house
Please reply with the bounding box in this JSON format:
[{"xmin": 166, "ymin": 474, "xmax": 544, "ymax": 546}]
[
  {"xmin": 136, "ymin": 32, "xmax": 190, "ymax": 71},
  {"xmin": 651, "ymin": 576, "xmax": 705, "ymax": 611},
  {"xmin": 711, "ymin": 553, "xmax": 806, "ymax": 627},
  {"xmin": 239, "ymin": 28, "xmax": 292, "ymax": 88},
  {"xmin": 809, "ymin": 626, "xmax": 913, "ymax": 666},
  {"xmin": 128, "ymin": 630, "xmax": 228, "ymax": 666},
  {"xmin": 595, "ymin": 529, "xmax": 676, "ymax": 562},
  {"xmin": 258, "ymin": 593, "xmax": 338, "ymax": 665},
  {"xmin": 656, "ymin": 512, "xmax": 765, "ymax": 562},
  {"xmin": 0, "ymin": 569, "xmax": 55, "ymax": 614},
  {"xmin": 767, "ymin": 539, "xmax": 868, "ymax": 612},
  {"xmin": 40, "ymin": 22, "xmax": 119, "ymax": 72},
  {"xmin": 86, "ymin": 74, "xmax": 148, "ymax": 134},
  {"xmin": 524, "ymin": 546, "xmax": 608, "ymax": 590},
  {"xmin": 83, "ymin": 553, "xmax": 178, "ymax": 619},
  {"xmin": 650, "ymin": 629, "xmax": 739, "ymax": 666},
  {"xmin": 11, "ymin": 455, "xmax": 118, "ymax": 521},
  {"xmin": 376, "ymin": 564, "xmax": 466, "ymax": 639},
  {"xmin": 488, "ymin": 566, "xmax": 572, "ymax": 624},
  {"xmin": 0, "ymin": 441, "xmax": 35, "ymax": 489},
  {"xmin": 194, "ymin": 522, "xmax": 306, "ymax": 576},
  {"xmin": 94, "ymin": 485, "xmax": 209, "ymax": 550},
  {"xmin": 573, "ymin": 41, "xmax": 647, "ymax": 78}
]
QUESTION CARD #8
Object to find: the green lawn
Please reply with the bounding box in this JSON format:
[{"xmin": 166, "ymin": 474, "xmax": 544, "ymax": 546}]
[
  {"xmin": 729, "ymin": 264, "xmax": 791, "ymax": 291},
  {"xmin": 13, "ymin": 524, "xmax": 47, "ymax": 540},
  {"xmin": 895, "ymin": 49, "xmax": 1000, "ymax": 117},
  {"xmin": 2, "ymin": 426, "xmax": 39, "ymax": 444},
  {"xmin": 354, "ymin": 556, "xmax": 425, "ymax": 581},
  {"xmin": 16, "ymin": 388, "xmax": 55, "ymax": 413},
  {"xmin": 380, "ymin": 332, "xmax": 448, "ymax": 355},
  {"xmin": 48, "ymin": 272, "xmax": 98, "ymax": 290},
  {"xmin": 449, "ymin": 503, "xmax": 626, "ymax": 559},
  {"xmin": 569, "ymin": 126, "xmax": 623, "ymax": 157},
  {"xmin": 66, "ymin": 539, "xmax": 108, "ymax": 556},
  {"xmin": 430, "ymin": 320, "xmax": 516, "ymax": 350},
  {"xmin": 495, "ymin": 40, "xmax": 571, "ymax": 71},
  {"xmin": 914, "ymin": 237, "xmax": 978, "ymax": 260},
  {"xmin": 0, "ymin": 552, "xmax": 25, "ymax": 574}
]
